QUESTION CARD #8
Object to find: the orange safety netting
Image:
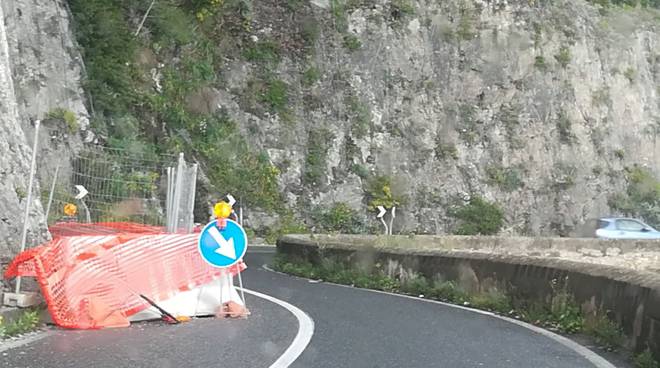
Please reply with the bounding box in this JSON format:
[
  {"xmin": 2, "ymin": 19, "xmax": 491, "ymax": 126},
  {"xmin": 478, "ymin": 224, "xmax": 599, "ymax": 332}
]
[{"xmin": 4, "ymin": 222, "xmax": 245, "ymax": 329}]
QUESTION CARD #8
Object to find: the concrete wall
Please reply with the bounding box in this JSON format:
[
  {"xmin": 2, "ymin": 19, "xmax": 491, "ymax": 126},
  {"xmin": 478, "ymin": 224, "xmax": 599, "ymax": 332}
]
[{"xmin": 277, "ymin": 234, "xmax": 660, "ymax": 356}]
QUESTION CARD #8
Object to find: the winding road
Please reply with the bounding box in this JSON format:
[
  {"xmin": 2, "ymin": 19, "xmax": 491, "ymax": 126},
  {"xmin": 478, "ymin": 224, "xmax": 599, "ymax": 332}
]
[{"xmin": 1, "ymin": 248, "xmax": 616, "ymax": 368}]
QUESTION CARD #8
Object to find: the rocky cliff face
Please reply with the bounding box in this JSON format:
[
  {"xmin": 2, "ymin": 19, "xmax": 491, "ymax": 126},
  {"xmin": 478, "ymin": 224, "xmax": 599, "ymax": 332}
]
[
  {"xmin": 0, "ymin": 0, "xmax": 89, "ymax": 258},
  {"xmin": 0, "ymin": 0, "xmax": 658, "ymax": 255},
  {"xmin": 214, "ymin": 0, "xmax": 660, "ymax": 235}
]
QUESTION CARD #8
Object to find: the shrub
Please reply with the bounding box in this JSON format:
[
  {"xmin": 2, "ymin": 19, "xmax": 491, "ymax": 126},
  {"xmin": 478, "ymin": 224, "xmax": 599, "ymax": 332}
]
[
  {"xmin": 457, "ymin": 4, "xmax": 476, "ymax": 40},
  {"xmin": 499, "ymin": 103, "xmax": 521, "ymax": 142},
  {"xmin": 233, "ymin": 153, "xmax": 282, "ymax": 211},
  {"xmin": 486, "ymin": 166, "xmax": 523, "ymax": 192},
  {"xmin": 342, "ymin": 34, "xmax": 362, "ymax": 51},
  {"xmin": 549, "ymin": 278, "xmax": 584, "ymax": 334},
  {"xmin": 265, "ymin": 214, "xmax": 308, "ymax": 244},
  {"xmin": 552, "ymin": 301, "xmax": 584, "ymax": 334},
  {"xmin": 185, "ymin": 0, "xmax": 224, "ymax": 22},
  {"xmin": 304, "ymin": 128, "xmax": 334, "ymax": 186},
  {"xmin": 624, "ymin": 67, "xmax": 637, "ymax": 83},
  {"xmin": 14, "ymin": 187, "xmax": 26, "ymax": 200},
  {"xmin": 243, "ymin": 40, "xmax": 281, "ymax": 63},
  {"xmin": 150, "ymin": 3, "xmax": 196, "ymax": 45},
  {"xmin": 614, "ymin": 149, "xmax": 625, "ymax": 160},
  {"xmin": 515, "ymin": 279, "xmax": 585, "ymax": 333},
  {"xmin": 346, "ymin": 95, "xmax": 371, "ymax": 138},
  {"xmin": 365, "ymin": 175, "xmax": 403, "ymax": 211},
  {"xmin": 401, "ymin": 276, "xmax": 431, "ymax": 296},
  {"xmin": 197, "ymin": 116, "xmax": 283, "ymax": 212},
  {"xmin": 260, "ymin": 79, "xmax": 289, "ymax": 112},
  {"xmin": 430, "ymin": 281, "xmax": 469, "ymax": 303},
  {"xmin": 592, "ymin": 87, "xmax": 611, "ymax": 106},
  {"xmin": 301, "ymin": 18, "xmax": 320, "ymax": 46},
  {"xmin": 435, "ymin": 141, "xmax": 459, "ymax": 160},
  {"xmin": 585, "ymin": 313, "xmax": 624, "ymax": 349},
  {"xmin": 608, "ymin": 166, "xmax": 660, "ymax": 228},
  {"xmin": 68, "ymin": 0, "xmax": 138, "ymax": 116},
  {"xmin": 553, "ymin": 162, "xmax": 577, "ymax": 189},
  {"xmin": 455, "ymin": 104, "xmax": 480, "ymax": 145},
  {"xmin": 556, "ymin": 112, "xmax": 576, "ymax": 144},
  {"xmin": 533, "ymin": 22, "xmax": 543, "ymax": 48},
  {"xmin": 350, "ymin": 164, "xmax": 370, "ymax": 179},
  {"xmin": 286, "ymin": 0, "xmax": 306, "ymax": 11},
  {"xmin": 587, "ymin": 0, "xmax": 660, "ymax": 9},
  {"xmin": 450, "ymin": 196, "xmax": 504, "ymax": 235},
  {"xmin": 312, "ymin": 202, "xmax": 365, "ymax": 234},
  {"xmin": 331, "ymin": 0, "xmax": 348, "ymax": 32},
  {"xmin": 2, "ymin": 310, "xmax": 41, "ymax": 337},
  {"xmin": 554, "ymin": 46, "xmax": 571, "ymax": 68},
  {"xmin": 47, "ymin": 108, "xmax": 78, "ymax": 132},
  {"xmin": 635, "ymin": 349, "xmax": 660, "ymax": 368},
  {"xmin": 302, "ymin": 67, "xmax": 321, "ymax": 86},
  {"xmin": 390, "ymin": 0, "xmax": 415, "ymax": 20},
  {"xmin": 535, "ymin": 56, "xmax": 547, "ymax": 71},
  {"xmin": 470, "ymin": 290, "xmax": 512, "ymax": 314}
]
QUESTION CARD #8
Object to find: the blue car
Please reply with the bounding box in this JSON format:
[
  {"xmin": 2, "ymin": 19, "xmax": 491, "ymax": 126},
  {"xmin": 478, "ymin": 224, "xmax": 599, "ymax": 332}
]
[{"xmin": 595, "ymin": 218, "xmax": 660, "ymax": 240}]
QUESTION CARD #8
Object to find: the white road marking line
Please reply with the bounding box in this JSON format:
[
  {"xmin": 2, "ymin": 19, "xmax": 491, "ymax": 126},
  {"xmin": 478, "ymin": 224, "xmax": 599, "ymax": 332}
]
[
  {"xmin": 261, "ymin": 264, "xmax": 615, "ymax": 368},
  {"xmin": 240, "ymin": 288, "xmax": 314, "ymax": 368}
]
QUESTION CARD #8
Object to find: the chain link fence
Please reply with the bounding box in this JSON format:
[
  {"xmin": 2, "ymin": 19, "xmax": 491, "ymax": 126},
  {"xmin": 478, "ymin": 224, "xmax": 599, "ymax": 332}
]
[{"xmin": 42, "ymin": 146, "xmax": 197, "ymax": 233}]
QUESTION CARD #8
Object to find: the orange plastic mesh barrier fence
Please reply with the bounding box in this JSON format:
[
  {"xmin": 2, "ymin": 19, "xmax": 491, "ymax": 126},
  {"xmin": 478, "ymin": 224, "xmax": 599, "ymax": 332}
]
[{"xmin": 5, "ymin": 222, "xmax": 244, "ymax": 329}]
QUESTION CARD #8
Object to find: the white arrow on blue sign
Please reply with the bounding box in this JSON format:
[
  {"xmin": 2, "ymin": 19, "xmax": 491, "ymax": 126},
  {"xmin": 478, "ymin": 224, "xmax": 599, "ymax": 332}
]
[{"xmin": 198, "ymin": 219, "xmax": 248, "ymax": 268}]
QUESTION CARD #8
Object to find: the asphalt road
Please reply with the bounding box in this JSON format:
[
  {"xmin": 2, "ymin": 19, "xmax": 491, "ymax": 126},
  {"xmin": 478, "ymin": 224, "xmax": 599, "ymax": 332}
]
[
  {"xmin": 244, "ymin": 251, "xmax": 599, "ymax": 368},
  {"xmin": 1, "ymin": 249, "xmax": 609, "ymax": 368},
  {"xmin": 1, "ymin": 290, "xmax": 297, "ymax": 368}
]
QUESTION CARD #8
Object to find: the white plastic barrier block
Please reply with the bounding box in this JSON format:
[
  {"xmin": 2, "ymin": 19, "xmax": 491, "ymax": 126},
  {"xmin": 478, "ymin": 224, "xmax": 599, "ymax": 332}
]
[{"xmin": 129, "ymin": 273, "xmax": 243, "ymax": 321}]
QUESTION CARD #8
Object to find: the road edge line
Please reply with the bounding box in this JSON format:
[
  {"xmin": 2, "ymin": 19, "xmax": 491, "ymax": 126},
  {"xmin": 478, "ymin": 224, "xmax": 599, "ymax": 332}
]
[
  {"xmin": 261, "ymin": 264, "xmax": 615, "ymax": 368},
  {"xmin": 0, "ymin": 331, "xmax": 52, "ymax": 353},
  {"xmin": 240, "ymin": 288, "xmax": 314, "ymax": 368}
]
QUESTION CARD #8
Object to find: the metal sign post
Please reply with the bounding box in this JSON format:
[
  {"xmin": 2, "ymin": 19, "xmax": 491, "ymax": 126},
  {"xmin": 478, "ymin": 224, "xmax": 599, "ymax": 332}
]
[
  {"xmin": 15, "ymin": 120, "xmax": 40, "ymax": 295},
  {"xmin": 75, "ymin": 185, "xmax": 91, "ymax": 223},
  {"xmin": 377, "ymin": 205, "xmax": 388, "ymax": 235},
  {"xmin": 389, "ymin": 207, "xmax": 396, "ymax": 235},
  {"xmin": 198, "ymin": 196, "xmax": 249, "ymax": 315},
  {"xmin": 44, "ymin": 164, "xmax": 60, "ymax": 224}
]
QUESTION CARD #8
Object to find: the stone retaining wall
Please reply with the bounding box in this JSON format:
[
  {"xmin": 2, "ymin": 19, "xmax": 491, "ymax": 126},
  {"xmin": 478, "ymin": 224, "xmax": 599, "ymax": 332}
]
[{"xmin": 277, "ymin": 234, "xmax": 660, "ymax": 357}]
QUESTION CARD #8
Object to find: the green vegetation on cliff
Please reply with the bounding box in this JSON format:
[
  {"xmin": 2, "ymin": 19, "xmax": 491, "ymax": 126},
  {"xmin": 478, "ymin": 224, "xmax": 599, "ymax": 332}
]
[{"xmin": 68, "ymin": 0, "xmax": 282, "ymax": 210}]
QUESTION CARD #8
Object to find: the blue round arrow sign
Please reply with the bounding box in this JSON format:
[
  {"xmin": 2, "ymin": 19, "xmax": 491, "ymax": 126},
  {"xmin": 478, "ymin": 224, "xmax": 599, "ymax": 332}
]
[{"xmin": 198, "ymin": 219, "xmax": 248, "ymax": 268}]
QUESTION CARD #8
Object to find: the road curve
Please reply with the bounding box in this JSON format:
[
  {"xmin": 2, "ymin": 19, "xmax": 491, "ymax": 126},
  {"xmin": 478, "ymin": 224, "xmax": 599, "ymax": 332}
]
[
  {"xmin": 244, "ymin": 250, "xmax": 611, "ymax": 368},
  {"xmin": 1, "ymin": 248, "xmax": 615, "ymax": 368}
]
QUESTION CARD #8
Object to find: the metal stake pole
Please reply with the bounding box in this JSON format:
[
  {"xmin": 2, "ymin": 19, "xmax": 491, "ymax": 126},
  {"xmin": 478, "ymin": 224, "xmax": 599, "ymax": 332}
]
[
  {"xmin": 44, "ymin": 164, "xmax": 60, "ymax": 224},
  {"xmin": 218, "ymin": 270, "xmax": 225, "ymax": 314},
  {"xmin": 237, "ymin": 266, "xmax": 247, "ymax": 313},
  {"xmin": 171, "ymin": 153, "xmax": 185, "ymax": 232},
  {"xmin": 79, "ymin": 198, "xmax": 91, "ymax": 223},
  {"xmin": 186, "ymin": 163, "xmax": 198, "ymax": 233},
  {"xmin": 16, "ymin": 120, "xmax": 40, "ymax": 294},
  {"xmin": 165, "ymin": 167, "xmax": 172, "ymax": 232}
]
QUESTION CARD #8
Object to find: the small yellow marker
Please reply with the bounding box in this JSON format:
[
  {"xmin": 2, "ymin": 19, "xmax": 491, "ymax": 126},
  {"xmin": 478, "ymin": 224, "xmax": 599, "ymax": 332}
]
[
  {"xmin": 214, "ymin": 201, "xmax": 232, "ymax": 220},
  {"xmin": 63, "ymin": 203, "xmax": 77, "ymax": 217}
]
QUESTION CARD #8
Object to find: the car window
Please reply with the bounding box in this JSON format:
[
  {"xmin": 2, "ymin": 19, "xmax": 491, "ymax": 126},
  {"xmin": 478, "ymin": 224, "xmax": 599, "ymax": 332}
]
[
  {"xmin": 597, "ymin": 220, "xmax": 610, "ymax": 229},
  {"xmin": 616, "ymin": 219, "xmax": 646, "ymax": 231}
]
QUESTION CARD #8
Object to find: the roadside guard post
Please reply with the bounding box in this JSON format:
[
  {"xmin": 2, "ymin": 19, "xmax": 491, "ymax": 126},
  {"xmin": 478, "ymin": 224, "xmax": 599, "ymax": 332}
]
[{"xmin": 198, "ymin": 198, "xmax": 249, "ymax": 316}]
